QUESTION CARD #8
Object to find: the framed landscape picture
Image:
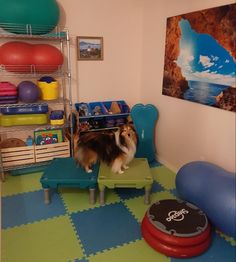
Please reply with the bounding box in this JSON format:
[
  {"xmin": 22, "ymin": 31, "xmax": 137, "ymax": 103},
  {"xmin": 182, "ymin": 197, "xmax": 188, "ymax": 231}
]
[
  {"xmin": 77, "ymin": 36, "xmax": 103, "ymax": 61},
  {"xmin": 162, "ymin": 3, "xmax": 236, "ymax": 112}
]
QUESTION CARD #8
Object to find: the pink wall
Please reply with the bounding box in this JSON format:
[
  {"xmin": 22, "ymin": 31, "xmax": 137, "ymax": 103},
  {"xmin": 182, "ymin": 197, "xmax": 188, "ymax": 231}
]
[
  {"xmin": 58, "ymin": 0, "xmax": 143, "ymax": 106},
  {"xmin": 141, "ymin": 0, "xmax": 236, "ymax": 172},
  {"xmin": 58, "ymin": 0, "xmax": 235, "ymax": 172}
]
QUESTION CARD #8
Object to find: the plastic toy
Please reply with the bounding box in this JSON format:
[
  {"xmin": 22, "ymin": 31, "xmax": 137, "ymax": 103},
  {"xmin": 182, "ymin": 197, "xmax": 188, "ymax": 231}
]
[
  {"xmin": 141, "ymin": 199, "xmax": 211, "ymax": 258},
  {"xmin": 26, "ymin": 136, "xmax": 34, "ymax": 146},
  {"xmin": 18, "ymin": 81, "xmax": 40, "ymax": 103},
  {"xmin": 131, "ymin": 104, "xmax": 158, "ymax": 163},
  {"xmin": 176, "ymin": 161, "xmax": 236, "ymax": 238},
  {"xmin": 0, "ymin": 42, "xmax": 63, "ymax": 73},
  {"xmin": 0, "ymin": 0, "xmax": 60, "ymax": 34}
]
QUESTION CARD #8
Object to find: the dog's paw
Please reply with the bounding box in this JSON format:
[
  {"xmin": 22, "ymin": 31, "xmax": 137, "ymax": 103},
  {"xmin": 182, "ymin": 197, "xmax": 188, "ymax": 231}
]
[
  {"xmin": 118, "ymin": 170, "xmax": 124, "ymax": 174},
  {"xmin": 123, "ymin": 165, "xmax": 129, "ymax": 170},
  {"xmin": 86, "ymin": 169, "xmax": 93, "ymax": 173}
]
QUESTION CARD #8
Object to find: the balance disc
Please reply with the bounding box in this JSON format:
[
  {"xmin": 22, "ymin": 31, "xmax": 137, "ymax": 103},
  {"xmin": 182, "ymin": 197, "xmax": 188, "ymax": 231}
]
[{"xmin": 141, "ymin": 199, "xmax": 212, "ymax": 258}]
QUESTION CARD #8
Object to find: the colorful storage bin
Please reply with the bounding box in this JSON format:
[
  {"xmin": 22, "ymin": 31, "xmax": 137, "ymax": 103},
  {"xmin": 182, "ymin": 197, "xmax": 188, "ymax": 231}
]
[{"xmin": 75, "ymin": 100, "xmax": 130, "ymax": 131}]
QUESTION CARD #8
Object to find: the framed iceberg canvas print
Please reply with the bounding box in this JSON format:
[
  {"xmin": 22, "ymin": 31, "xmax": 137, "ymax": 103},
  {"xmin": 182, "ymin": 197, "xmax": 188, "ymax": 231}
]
[
  {"xmin": 162, "ymin": 3, "xmax": 236, "ymax": 112},
  {"xmin": 77, "ymin": 36, "xmax": 103, "ymax": 61}
]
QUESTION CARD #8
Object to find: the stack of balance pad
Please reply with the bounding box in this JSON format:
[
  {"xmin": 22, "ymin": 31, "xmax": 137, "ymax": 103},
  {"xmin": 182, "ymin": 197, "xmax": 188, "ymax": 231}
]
[
  {"xmin": 141, "ymin": 199, "xmax": 212, "ymax": 258},
  {"xmin": 0, "ymin": 104, "xmax": 48, "ymax": 126},
  {"xmin": 0, "ymin": 81, "xmax": 18, "ymax": 104}
]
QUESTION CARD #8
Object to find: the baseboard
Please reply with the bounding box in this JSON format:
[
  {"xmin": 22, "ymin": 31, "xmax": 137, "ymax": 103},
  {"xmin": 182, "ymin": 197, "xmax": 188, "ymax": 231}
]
[{"xmin": 156, "ymin": 154, "xmax": 179, "ymax": 173}]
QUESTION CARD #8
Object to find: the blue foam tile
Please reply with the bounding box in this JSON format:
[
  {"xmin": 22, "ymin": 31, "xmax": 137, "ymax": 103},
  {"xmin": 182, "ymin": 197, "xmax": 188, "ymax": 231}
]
[
  {"xmin": 169, "ymin": 188, "xmax": 181, "ymax": 198},
  {"xmin": 115, "ymin": 181, "xmax": 164, "ymax": 200},
  {"xmin": 171, "ymin": 231, "xmax": 236, "ymax": 262},
  {"xmin": 70, "ymin": 202, "xmax": 141, "ymax": 256},
  {"xmin": 151, "ymin": 181, "xmax": 165, "ymax": 193},
  {"xmin": 2, "ymin": 189, "xmax": 66, "ymax": 229}
]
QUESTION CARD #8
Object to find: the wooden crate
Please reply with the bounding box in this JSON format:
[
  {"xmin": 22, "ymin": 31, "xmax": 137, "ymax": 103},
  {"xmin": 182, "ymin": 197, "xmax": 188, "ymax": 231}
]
[
  {"xmin": 35, "ymin": 141, "xmax": 70, "ymax": 163},
  {"xmin": 1, "ymin": 146, "xmax": 35, "ymax": 168}
]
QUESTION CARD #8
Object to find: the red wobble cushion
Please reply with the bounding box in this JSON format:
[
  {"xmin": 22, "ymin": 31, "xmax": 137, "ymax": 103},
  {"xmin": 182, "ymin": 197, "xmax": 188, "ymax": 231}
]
[{"xmin": 0, "ymin": 42, "xmax": 63, "ymax": 73}]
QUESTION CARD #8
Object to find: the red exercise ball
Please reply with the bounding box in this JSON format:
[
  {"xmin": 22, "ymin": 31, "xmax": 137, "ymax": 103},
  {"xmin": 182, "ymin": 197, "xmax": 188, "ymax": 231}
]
[
  {"xmin": 33, "ymin": 44, "xmax": 64, "ymax": 73},
  {"xmin": 0, "ymin": 42, "xmax": 32, "ymax": 72}
]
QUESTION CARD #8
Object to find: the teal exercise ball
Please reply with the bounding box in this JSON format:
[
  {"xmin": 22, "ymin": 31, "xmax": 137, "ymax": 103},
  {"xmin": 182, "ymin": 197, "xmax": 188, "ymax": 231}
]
[{"xmin": 0, "ymin": 0, "xmax": 60, "ymax": 35}]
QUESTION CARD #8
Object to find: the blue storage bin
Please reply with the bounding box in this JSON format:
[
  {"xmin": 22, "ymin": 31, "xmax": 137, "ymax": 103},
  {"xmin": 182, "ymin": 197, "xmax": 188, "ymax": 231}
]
[
  {"xmin": 103, "ymin": 100, "xmax": 130, "ymax": 120},
  {"xmin": 89, "ymin": 102, "xmax": 108, "ymax": 117},
  {"xmin": 75, "ymin": 102, "xmax": 91, "ymax": 119},
  {"xmin": 75, "ymin": 100, "xmax": 130, "ymax": 131}
]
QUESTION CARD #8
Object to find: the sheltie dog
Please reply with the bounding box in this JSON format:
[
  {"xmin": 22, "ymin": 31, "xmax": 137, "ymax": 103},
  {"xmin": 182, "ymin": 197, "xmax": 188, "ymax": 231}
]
[{"xmin": 74, "ymin": 124, "xmax": 138, "ymax": 174}]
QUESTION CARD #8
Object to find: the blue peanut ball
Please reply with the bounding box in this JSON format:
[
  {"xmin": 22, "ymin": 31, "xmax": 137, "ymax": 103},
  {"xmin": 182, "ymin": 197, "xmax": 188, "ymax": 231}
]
[{"xmin": 176, "ymin": 161, "xmax": 236, "ymax": 238}]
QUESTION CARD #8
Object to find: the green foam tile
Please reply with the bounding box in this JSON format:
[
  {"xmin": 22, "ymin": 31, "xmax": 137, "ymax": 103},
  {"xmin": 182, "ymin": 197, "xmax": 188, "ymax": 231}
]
[
  {"xmin": 89, "ymin": 239, "xmax": 170, "ymax": 262},
  {"xmin": 60, "ymin": 188, "xmax": 120, "ymax": 213},
  {"xmin": 124, "ymin": 191, "xmax": 176, "ymax": 222},
  {"xmin": 1, "ymin": 216, "xmax": 84, "ymax": 262},
  {"xmin": 151, "ymin": 166, "xmax": 176, "ymax": 190},
  {"xmin": 217, "ymin": 231, "xmax": 236, "ymax": 246},
  {"xmin": 2, "ymin": 172, "xmax": 43, "ymax": 196}
]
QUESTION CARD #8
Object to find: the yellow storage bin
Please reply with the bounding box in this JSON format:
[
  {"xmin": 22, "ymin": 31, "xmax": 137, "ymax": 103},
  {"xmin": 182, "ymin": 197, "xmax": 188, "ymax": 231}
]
[{"xmin": 37, "ymin": 76, "xmax": 59, "ymax": 100}]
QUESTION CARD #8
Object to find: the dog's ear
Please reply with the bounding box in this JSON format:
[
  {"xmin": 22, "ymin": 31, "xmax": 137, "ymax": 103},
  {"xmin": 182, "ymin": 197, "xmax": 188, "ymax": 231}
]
[{"xmin": 127, "ymin": 122, "xmax": 136, "ymax": 132}]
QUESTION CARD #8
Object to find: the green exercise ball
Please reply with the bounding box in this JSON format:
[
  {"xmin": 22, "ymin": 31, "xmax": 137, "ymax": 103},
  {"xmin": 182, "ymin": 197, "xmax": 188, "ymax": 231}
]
[{"xmin": 0, "ymin": 0, "xmax": 60, "ymax": 35}]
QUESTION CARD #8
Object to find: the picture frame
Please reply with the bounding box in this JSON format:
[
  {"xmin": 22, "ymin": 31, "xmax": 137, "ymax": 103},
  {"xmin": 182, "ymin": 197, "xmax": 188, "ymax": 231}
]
[
  {"xmin": 34, "ymin": 128, "xmax": 63, "ymax": 145},
  {"xmin": 77, "ymin": 36, "xmax": 103, "ymax": 61}
]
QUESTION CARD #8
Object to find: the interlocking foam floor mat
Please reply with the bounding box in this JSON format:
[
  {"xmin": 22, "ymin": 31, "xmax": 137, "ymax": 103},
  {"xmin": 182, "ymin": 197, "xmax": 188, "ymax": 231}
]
[{"xmin": 1, "ymin": 164, "xmax": 236, "ymax": 262}]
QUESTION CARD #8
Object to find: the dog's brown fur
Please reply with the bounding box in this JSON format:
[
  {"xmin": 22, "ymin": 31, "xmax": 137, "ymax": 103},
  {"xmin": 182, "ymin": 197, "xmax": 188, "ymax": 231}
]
[{"xmin": 74, "ymin": 124, "xmax": 138, "ymax": 174}]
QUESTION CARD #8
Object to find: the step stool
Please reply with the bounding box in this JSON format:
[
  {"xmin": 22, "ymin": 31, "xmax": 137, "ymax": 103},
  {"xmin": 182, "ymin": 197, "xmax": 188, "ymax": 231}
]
[
  {"xmin": 40, "ymin": 157, "xmax": 99, "ymax": 204},
  {"xmin": 98, "ymin": 158, "xmax": 153, "ymax": 205}
]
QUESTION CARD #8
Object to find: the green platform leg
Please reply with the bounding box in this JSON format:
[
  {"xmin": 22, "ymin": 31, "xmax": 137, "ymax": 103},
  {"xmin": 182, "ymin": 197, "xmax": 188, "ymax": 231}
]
[
  {"xmin": 99, "ymin": 184, "xmax": 105, "ymax": 205},
  {"xmin": 144, "ymin": 184, "xmax": 152, "ymax": 205},
  {"xmin": 89, "ymin": 188, "xmax": 96, "ymax": 205}
]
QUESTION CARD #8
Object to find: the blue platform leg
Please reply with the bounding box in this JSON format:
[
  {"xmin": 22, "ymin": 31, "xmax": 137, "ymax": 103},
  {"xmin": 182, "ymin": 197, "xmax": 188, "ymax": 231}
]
[{"xmin": 130, "ymin": 104, "xmax": 158, "ymax": 163}]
